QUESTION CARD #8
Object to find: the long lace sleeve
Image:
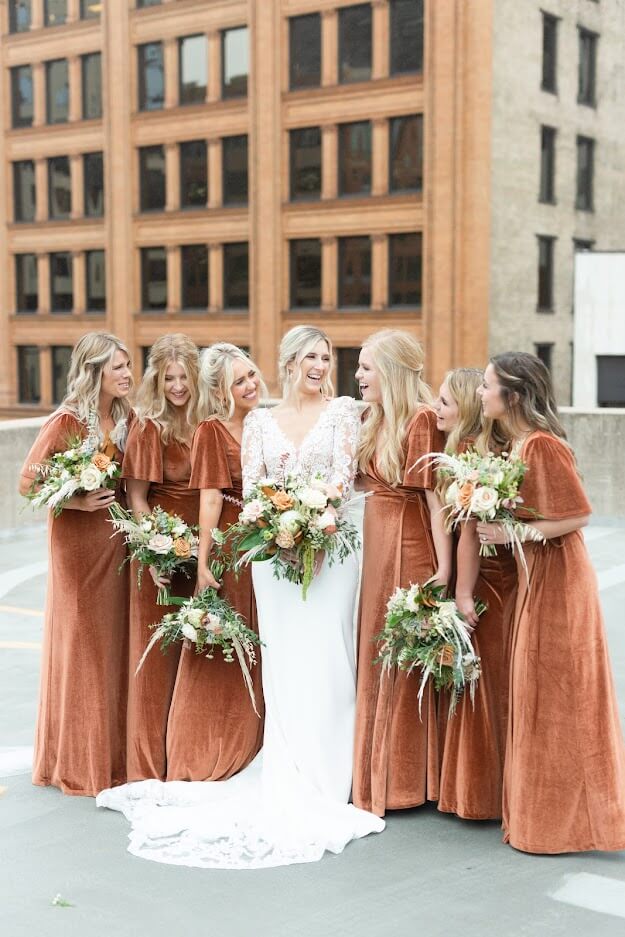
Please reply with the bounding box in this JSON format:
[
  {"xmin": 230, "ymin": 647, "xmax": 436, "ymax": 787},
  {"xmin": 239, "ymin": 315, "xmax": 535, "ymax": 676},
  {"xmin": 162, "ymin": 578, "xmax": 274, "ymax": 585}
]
[
  {"xmin": 330, "ymin": 397, "xmax": 361, "ymax": 496},
  {"xmin": 241, "ymin": 409, "xmax": 267, "ymax": 497}
]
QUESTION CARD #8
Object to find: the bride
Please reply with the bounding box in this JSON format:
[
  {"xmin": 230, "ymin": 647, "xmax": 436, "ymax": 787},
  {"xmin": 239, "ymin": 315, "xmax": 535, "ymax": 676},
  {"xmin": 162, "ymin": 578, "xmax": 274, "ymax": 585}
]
[{"xmin": 97, "ymin": 325, "xmax": 384, "ymax": 868}]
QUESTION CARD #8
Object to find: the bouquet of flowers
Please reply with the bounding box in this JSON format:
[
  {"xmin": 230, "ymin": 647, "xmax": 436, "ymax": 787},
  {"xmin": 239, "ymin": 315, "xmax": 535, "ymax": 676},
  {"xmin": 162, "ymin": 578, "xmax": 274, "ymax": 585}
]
[
  {"xmin": 215, "ymin": 472, "xmax": 361, "ymax": 600},
  {"xmin": 135, "ymin": 581, "xmax": 262, "ymax": 715},
  {"xmin": 376, "ymin": 581, "xmax": 485, "ymax": 718},
  {"xmin": 25, "ymin": 412, "xmax": 121, "ymax": 517},
  {"xmin": 108, "ymin": 503, "xmax": 199, "ymax": 604}
]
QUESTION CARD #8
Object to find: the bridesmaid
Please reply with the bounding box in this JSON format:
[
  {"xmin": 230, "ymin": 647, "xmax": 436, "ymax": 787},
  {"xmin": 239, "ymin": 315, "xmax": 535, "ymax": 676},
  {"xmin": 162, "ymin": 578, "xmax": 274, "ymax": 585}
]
[
  {"xmin": 352, "ymin": 329, "xmax": 452, "ymax": 817},
  {"xmin": 433, "ymin": 368, "xmax": 518, "ymax": 819},
  {"xmin": 20, "ymin": 332, "xmax": 132, "ymax": 796},
  {"xmin": 123, "ymin": 334, "xmax": 200, "ymax": 782},
  {"xmin": 166, "ymin": 343, "xmax": 264, "ymax": 781},
  {"xmin": 477, "ymin": 352, "xmax": 625, "ymax": 852}
]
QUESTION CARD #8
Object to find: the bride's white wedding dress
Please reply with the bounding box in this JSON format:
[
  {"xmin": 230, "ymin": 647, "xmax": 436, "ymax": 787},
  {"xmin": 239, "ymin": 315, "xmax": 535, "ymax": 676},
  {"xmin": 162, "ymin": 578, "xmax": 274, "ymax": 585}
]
[{"xmin": 97, "ymin": 396, "xmax": 384, "ymax": 868}]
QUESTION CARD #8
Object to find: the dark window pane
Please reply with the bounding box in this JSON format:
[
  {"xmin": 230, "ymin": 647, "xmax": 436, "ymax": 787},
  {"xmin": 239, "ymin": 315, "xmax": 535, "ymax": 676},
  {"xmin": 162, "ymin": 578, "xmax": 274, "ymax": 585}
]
[
  {"xmin": 339, "ymin": 237, "xmax": 371, "ymax": 307},
  {"xmin": 46, "ymin": 59, "xmax": 69, "ymax": 124},
  {"xmin": 289, "ymin": 14, "xmax": 321, "ymax": 90},
  {"xmin": 139, "ymin": 146, "xmax": 166, "ymax": 212},
  {"xmin": 574, "ymin": 238, "xmax": 594, "ymax": 252},
  {"xmin": 222, "ymin": 135, "xmax": 248, "ymax": 205},
  {"xmin": 180, "ymin": 141, "xmax": 207, "ymax": 208},
  {"xmin": 50, "ymin": 252, "xmax": 73, "ymax": 312},
  {"xmin": 339, "ymin": 4, "xmax": 372, "ymax": 84},
  {"xmin": 83, "ymin": 152, "xmax": 104, "ymax": 217},
  {"xmin": 11, "ymin": 66, "xmax": 33, "ymax": 128},
  {"xmin": 576, "ymin": 136, "xmax": 594, "ymax": 211},
  {"xmin": 339, "ymin": 121, "xmax": 371, "ymax": 196},
  {"xmin": 534, "ymin": 343, "xmax": 553, "ymax": 374},
  {"xmin": 141, "ymin": 247, "xmax": 167, "ymax": 310},
  {"xmin": 9, "ymin": 1, "xmax": 32, "ymax": 33},
  {"xmin": 539, "ymin": 126, "xmax": 556, "ymax": 204},
  {"xmin": 578, "ymin": 29, "xmax": 597, "ymax": 106},
  {"xmin": 389, "ymin": 232, "xmax": 422, "ymax": 306},
  {"xmin": 137, "ymin": 0, "xmax": 161, "ymax": 6},
  {"xmin": 390, "ymin": 115, "xmax": 423, "ymax": 192},
  {"xmin": 48, "ymin": 156, "xmax": 71, "ymax": 219},
  {"xmin": 138, "ymin": 42, "xmax": 164, "ymax": 111},
  {"xmin": 223, "ymin": 243, "xmax": 249, "ymax": 309},
  {"xmin": 82, "ymin": 53, "xmax": 102, "ymax": 119},
  {"xmin": 44, "ymin": 0, "xmax": 66, "ymax": 26},
  {"xmin": 13, "ymin": 161, "xmax": 36, "ymax": 223},
  {"xmin": 222, "ymin": 27, "xmax": 248, "ymax": 98},
  {"xmin": 597, "ymin": 356, "xmax": 625, "ymax": 408},
  {"xmin": 390, "ymin": 0, "xmax": 424, "ymax": 75},
  {"xmin": 80, "ymin": 0, "xmax": 100, "ymax": 18},
  {"xmin": 86, "ymin": 250, "xmax": 106, "ymax": 311},
  {"xmin": 15, "ymin": 254, "xmax": 38, "ymax": 313},
  {"xmin": 542, "ymin": 13, "xmax": 558, "ymax": 92},
  {"xmin": 337, "ymin": 347, "xmax": 360, "ymax": 398},
  {"xmin": 290, "ymin": 127, "xmax": 321, "ymax": 201},
  {"xmin": 52, "ymin": 346, "xmax": 72, "ymax": 404},
  {"xmin": 18, "ymin": 346, "xmax": 40, "ymax": 404},
  {"xmin": 179, "ymin": 35, "xmax": 207, "ymax": 105},
  {"xmin": 290, "ymin": 239, "xmax": 321, "ymax": 308},
  {"xmin": 537, "ymin": 236, "xmax": 555, "ymax": 311},
  {"xmin": 181, "ymin": 245, "xmax": 208, "ymax": 309}
]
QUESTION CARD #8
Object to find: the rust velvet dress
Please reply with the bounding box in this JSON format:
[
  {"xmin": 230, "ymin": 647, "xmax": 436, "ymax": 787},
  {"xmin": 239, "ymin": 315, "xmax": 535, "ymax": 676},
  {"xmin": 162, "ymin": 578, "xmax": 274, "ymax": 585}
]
[
  {"xmin": 20, "ymin": 411, "xmax": 129, "ymax": 796},
  {"xmin": 165, "ymin": 419, "xmax": 263, "ymax": 781},
  {"xmin": 353, "ymin": 407, "xmax": 445, "ymax": 817},
  {"xmin": 123, "ymin": 418, "xmax": 199, "ymax": 782},
  {"xmin": 503, "ymin": 431, "xmax": 625, "ymax": 853}
]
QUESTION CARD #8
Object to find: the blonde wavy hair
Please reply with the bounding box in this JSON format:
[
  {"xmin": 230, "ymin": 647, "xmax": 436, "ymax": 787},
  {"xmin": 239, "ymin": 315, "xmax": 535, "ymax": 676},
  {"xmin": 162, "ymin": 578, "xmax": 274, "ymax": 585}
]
[
  {"xmin": 134, "ymin": 334, "xmax": 199, "ymax": 444},
  {"xmin": 487, "ymin": 351, "xmax": 567, "ymax": 447},
  {"xmin": 198, "ymin": 343, "xmax": 267, "ymax": 422},
  {"xmin": 442, "ymin": 368, "xmax": 485, "ymax": 455},
  {"xmin": 358, "ymin": 330, "xmax": 434, "ymax": 486},
  {"xmin": 63, "ymin": 331, "xmax": 132, "ymax": 427},
  {"xmin": 278, "ymin": 325, "xmax": 334, "ymax": 400}
]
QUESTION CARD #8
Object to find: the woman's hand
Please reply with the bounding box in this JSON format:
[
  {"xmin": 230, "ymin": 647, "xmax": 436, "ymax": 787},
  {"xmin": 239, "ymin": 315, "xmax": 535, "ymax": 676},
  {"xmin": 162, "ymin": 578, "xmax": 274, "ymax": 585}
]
[
  {"xmin": 427, "ymin": 570, "xmax": 449, "ymax": 593},
  {"xmin": 69, "ymin": 488, "xmax": 116, "ymax": 512},
  {"xmin": 195, "ymin": 565, "xmax": 221, "ymax": 595},
  {"xmin": 455, "ymin": 593, "xmax": 479, "ymax": 629},
  {"xmin": 476, "ymin": 521, "xmax": 510, "ymax": 546},
  {"xmin": 149, "ymin": 566, "xmax": 171, "ymax": 589}
]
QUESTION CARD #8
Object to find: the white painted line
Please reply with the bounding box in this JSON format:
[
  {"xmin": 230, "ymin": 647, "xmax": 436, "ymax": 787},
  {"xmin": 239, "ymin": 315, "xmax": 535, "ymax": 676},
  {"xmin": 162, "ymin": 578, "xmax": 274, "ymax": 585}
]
[
  {"xmin": 0, "ymin": 746, "xmax": 34, "ymax": 777},
  {"xmin": 552, "ymin": 873, "xmax": 625, "ymax": 920},
  {"xmin": 0, "ymin": 562, "xmax": 47, "ymax": 600},
  {"xmin": 597, "ymin": 564, "xmax": 625, "ymax": 592}
]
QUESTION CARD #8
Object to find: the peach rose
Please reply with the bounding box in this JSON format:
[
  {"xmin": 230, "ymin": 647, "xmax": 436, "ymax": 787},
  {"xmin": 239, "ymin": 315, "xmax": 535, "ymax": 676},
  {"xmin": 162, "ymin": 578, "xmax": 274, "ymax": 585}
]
[
  {"xmin": 458, "ymin": 481, "xmax": 475, "ymax": 509},
  {"xmin": 173, "ymin": 537, "xmax": 191, "ymax": 559},
  {"xmin": 91, "ymin": 452, "xmax": 111, "ymax": 471},
  {"xmin": 438, "ymin": 645, "xmax": 455, "ymax": 668},
  {"xmin": 270, "ymin": 490, "xmax": 295, "ymax": 511}
]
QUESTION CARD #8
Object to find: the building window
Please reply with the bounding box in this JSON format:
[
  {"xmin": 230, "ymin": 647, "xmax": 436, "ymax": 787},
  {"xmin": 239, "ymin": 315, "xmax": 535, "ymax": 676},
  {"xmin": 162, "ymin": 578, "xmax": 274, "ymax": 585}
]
[
  {"xmin": 339, "ymin": 122, "xmax": 372, "ymax": 197},
  {"xmin": 223, "ymin": 243, "xmax": 249, "ymax": 309},
  {"xmin": 46, "ymin": 59, "xmax": 69, "ymax": 124},
  {"xmin": 222, "ymin": 135, "xmax": 248, "ymax": 205},
  {"xmin": 539, "ymin": 125, "xmax": 556, "ymax": 204},
  {"xmin": 141, "ymin": 247, "xmax": 167, "ymax": 310},
  {"xmin": 537, "ymin": 236, "xmax": 555, "ymax": 311},
  {"xmin": 86, "ymin": 250, "xmax": 106, "ymax": 312},
  {"xmin": 52, "ymin": 346, "xmax": 72, "ymax": 404},
  {"xmin": 541, "ymin": 12, "xmax": 558, "ymax": 93},
  {"xmin": 180, "ymin": 141, "xmax": 207, "ymax": 208},
  {"xmin": 578, "ymin": 28, "xmax": 598, "ymax": 106},
  {"xmin": 13, "ymin": 161, "xmax": 36, "ymax": 223},
  {"xmin": 289, "ymin": 13, "xmax": 321, "ymax": 90},
  {"xmin": 11, "ymin": 66, "xmax": 34, "ymax": 129},
  {"xmin": 84, "ymin": 152, "xmax": 104, "ymax": 217},
  {"xmin": 338, "ymin": 237, "xmax": 371, "ymax": 308},
  {"xmin": 389, "ymin": 232, "xmax": 422, "ymax": 306},
  {"xmin": 139, "ymin": 146, "xmax": 166, "ymax": 212},
  {"xmin": 390, "ymin": 0, "xmax": 424, "ymax": 75},
  {"xmin": 290, "ymin": 127, "xmax": 322, "ymax": 201},
  {"xmin": 179, "ymin": 35, "xmax": 207, "ymax": 105},
  {"xmin": 18, "ymin": 347, "xmax": 40, "ymax": 404},
  {"xmin": 535, "ymin": 343, "xmax": 553, "ymax": 374},
  {"xmin": 15, "ymin": 254, "xmax": 38, "ymax": 314},
  {"xmin": 573, "ymin": 238, "xmax": 594, "ymax": 252},
  {"xmin": 290, "ymin": 239, "xmax": 321, "ymax": 309},
  {"xmin": 339, "ymin": 4, "xmax": 372, "ymax": 84},
  {"xmin": 597, "ymin": 356, "xmax": 625, "ymax": 408},
  {"xmin": 80, "ymin": 0, "xmax": 100, "ymax": 18},
  {"xmin": 390, "ymin": 115, "xmax": 423, "ymax": 192},
  {"xmin": 576, "ymin": 136, "xmax": 594, "ymax": 211},
  {"xmin": 181, "ymin": 245, "xmax": 208, "ymax": 309},
  {"xmin": 50, "ymin": 252, "xmax": 73, "ymax": 312},
  {"xmin": 337, "ymin": 347, "xmax": 360, "ymax": 398},
  {"xmin": 9, "ymin": 1, "xmax": 31, "ymax": 32},
  {"xmin": 138, "ymin": 42, "xmax": 164, "ymax": 111},
  {"xmin": 48, "ymin": 156, "xmax": 71, "ymax": 219},
  {"xmin": 82, "ymin": 53, "xmax": 102, "ymax": 120},
  {"xmin": 44, "ymin": 0, "xmax": 67, "ymax": 26},
  {"xmin": 137, "ymin": 0, "xmax": 161, "ymax": 7},
  {"xmin": 222, "ymin": 27, "xmax": 248, "ymax": 99}
]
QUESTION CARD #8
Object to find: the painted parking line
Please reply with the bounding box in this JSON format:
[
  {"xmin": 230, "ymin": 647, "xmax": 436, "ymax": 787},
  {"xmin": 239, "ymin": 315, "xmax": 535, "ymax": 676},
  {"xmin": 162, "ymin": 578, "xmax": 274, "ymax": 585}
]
[
  {"xmin": 0, "ymin": 640, "xmax": 42, "ymax": 650},
  {"xmin": 0, "ymin": 604, "xmax": 43, "ymax": 617},
  {"xmin": 552, "ymin": 873, "xmax": 625, "ymax": 919}
]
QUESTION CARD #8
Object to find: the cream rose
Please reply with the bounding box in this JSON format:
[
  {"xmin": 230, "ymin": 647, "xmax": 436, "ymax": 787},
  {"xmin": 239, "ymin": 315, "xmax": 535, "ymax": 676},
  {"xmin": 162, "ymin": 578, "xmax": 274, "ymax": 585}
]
[
  {"xmin": 316, "ymin": 509, "xmax": 337, "ymax": 533},
  {"xmin": 470, "ymin": 486, "xmax": 499, "ymax": 517},
  {"xmin": 186, "ymin": 608, "xmax": 204, "ymax": 627},
  {"xmin": 203, "ymin": 612, "xmax": 223, "ymax": 635},
  {"xmin": 79, "ymin": 464, "xmax": 103, "ymax": 491},
  {"xmin": 278, "ymin": 510, "xmax": 305, "ymax": 534},
  {"xmin": 241, "ymin": 499, "xmax": 264, "ymax": 523},
  {"xmin": 298, "ymin": 487, "xmax": 328, "ymax": 510},
  {"xmin": 148, "ymin": 533, "xmax": 173, "ymax": 555},
  {"xmin": 181, "ymin": 622, "xmax": 198, "ymax": 642}
]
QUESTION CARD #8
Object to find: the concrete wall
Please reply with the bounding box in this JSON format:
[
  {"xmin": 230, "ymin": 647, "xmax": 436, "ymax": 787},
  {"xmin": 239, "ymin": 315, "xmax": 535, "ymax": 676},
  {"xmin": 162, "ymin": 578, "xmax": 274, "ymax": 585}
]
[{"xmin": 0, "ymin": 417, "xmax": 47, "ymax": 532}]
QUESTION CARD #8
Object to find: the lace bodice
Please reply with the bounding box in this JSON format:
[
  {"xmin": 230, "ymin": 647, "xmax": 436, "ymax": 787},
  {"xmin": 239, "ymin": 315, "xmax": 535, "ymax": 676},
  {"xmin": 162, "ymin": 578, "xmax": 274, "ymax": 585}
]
[{"xmin": 242, "ymin": 397, "xmax": 361, "ymax": 497}]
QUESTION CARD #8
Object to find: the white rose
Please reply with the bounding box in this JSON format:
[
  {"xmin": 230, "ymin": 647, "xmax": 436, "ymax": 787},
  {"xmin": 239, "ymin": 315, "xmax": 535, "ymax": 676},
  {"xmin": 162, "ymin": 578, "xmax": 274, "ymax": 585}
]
[
  {"xmin": 181, "ymin": 622, "xmax": 198, "ymax": 642},
  {"xmin": 470, "ymin": 486, "xmax": 499, "ymax": 518},
  {"xmin": 79, "ymin": 464, "xmax": 103, "ymax": 491},
  {"xmin": 186, "ymin": 608, "xmax": 204, "ymax": 627},
  {"xmin": 405, "ymin": 584, "xmax": 421, "ymax": 614},
  {"xmin": 141, "ymin": 520, "xmax": 153, "ymax": 532},
  {"xmin": 309, "ymin": 477, "xmax": 328, "ymax": 492},
  {"xmin": 147, "ymin": 533, "xmax": 173, "ymax": 555},
  {"xmin": 316, "ymin": 510, "xmax": 336, "ymax": 529},
  {"xmin": 204, "ymin": 612, "xmax": 221, "ymax": 630},
  {"xmin": 172, "ymin": 525, "xmax": 187, "ymax": 537},
  {"xmin": 445, "ymin": 481, "xmax": 459, "ymax": 507},
  {"xmin": 241, "ymin": 499, "xmax": 264, "ymax": 523},
  {"xmin": 278, "ymin": 510, "xmax": 305, "ymax": 534},
  {"xmin": 298, "ymin": 487, "xmax": 328, "ymax": 510}
]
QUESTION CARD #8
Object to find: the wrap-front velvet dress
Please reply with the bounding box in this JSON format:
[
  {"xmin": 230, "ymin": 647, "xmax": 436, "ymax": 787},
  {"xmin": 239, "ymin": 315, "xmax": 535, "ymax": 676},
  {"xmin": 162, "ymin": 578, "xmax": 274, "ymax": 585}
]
[
  {"xmin": 353, "ymin": 407, "xmax": 445, "ymax": 816},
  {"xmin": 503, "ymin": 431, "xmax": 625, "ymax": 852},
  {"xmin": 20, "ymin": 410, "xmax": 129, "ymax": 796},
  {"xmin": 165, "ymin": 419, "xmax": 264, "ymax": 781},
  {"xmin": 123, "ymin": 418, "xmax": 199, "ymax": 782}
]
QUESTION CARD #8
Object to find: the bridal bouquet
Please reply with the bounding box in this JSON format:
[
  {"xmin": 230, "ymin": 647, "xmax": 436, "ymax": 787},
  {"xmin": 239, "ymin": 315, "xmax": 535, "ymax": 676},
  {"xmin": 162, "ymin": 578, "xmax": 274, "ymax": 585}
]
[
  {"xmin": 109, "ymin": 503, "xmax": 199, "ymax": 604},
  {"xmin": 216, "ymin": 473, "xmax": 361, "ymax": 600},
  {"xmin": 376, "ymin": 582, "xmax": 484, "ymax": 718}
]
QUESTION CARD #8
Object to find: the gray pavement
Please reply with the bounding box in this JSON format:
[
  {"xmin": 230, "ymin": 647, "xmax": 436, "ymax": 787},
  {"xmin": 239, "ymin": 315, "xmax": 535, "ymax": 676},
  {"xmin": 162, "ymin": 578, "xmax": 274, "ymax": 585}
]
[{"xmin": 1, "ymin": 523, "xmax": 625, "ymax": 937}]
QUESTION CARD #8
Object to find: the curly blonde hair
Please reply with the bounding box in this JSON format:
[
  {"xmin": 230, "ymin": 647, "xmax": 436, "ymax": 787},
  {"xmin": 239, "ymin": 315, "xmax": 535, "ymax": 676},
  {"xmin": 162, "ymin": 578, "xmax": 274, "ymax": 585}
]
[
  {"xmin": 63, "ymin": 331, "xmax": 132, "ymax": 427},
  {"xmin": 198, "ymin": 343, "xmax": 267, "ymax": 421},
  {"xmin": 134, "ymin": 334, "xmax": 199, "ymax": 444}
]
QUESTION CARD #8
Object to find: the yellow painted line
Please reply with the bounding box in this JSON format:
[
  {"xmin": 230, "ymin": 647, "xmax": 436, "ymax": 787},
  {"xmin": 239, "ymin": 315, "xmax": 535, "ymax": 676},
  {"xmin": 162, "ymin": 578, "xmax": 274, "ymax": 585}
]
[
  {"xmin": 0, "ymin": 640, "xmax": 42, "ymax": 650},
  {"xmin": 0, "ymin": 604, "xmax": 44, "ymax": 617}
]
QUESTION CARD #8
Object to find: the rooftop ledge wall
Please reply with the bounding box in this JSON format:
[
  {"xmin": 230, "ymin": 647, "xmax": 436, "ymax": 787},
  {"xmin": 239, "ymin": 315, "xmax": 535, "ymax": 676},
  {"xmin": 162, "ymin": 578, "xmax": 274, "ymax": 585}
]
[{"xmin": 1, "ymin": 407, "xmax": 623, "ymax": 533}]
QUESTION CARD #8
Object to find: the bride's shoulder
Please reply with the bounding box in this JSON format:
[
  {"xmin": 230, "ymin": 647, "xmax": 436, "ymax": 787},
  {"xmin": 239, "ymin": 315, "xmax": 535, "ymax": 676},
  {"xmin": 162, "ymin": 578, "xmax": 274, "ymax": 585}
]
[
  {"xmin": 242, "ymin": 407, "xmax": 268, "ymax": 432},
  {"xmin": 327, "ymin": 396, "xmax": 360, "ymax": 420}
]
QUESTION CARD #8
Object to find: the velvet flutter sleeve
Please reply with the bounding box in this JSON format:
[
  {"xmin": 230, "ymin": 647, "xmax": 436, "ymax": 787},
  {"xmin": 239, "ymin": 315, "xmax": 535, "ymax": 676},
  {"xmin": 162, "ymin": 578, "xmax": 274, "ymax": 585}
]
[
  {"xmin": 189, "ymin": 420, "xmax": 234, "ymax": 491},
  {"xmin": 402, "ymin": 407, "xmax": 445, "ymax": 490},
  {"xmin": 122, "ymin": 418, "xmax": 163, "ymax": 484},
  {"xmin": 19, "ymin": 412, "xmax": 83, "ymax": 491},
  {"xmin": 518, "ymin": 433, "xmax": 592, "ymax": 521}
]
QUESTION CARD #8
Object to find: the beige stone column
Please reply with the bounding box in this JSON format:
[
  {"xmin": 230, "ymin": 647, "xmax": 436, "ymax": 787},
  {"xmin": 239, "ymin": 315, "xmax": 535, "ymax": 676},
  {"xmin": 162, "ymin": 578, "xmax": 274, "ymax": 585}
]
[
  {"xmin": 372, "ymin": 0, "xmax": 390, "ymax": 80},
  {"xmin": 209, "ymin": 243, "xmax": 223, "ymax": 312},
  {"xmin": 321, "ymin": 236, "xmax": 337, "ymax": 311},
  {"xmin": 321, "ymin": 9, "xmax": 338, "ymax": 88},
  {"xmin": 37, "ymin": 254, "xmax": 50, "ymax": 315},
  {"xmin": 67, "ymin": 0, "xmax": 80, "ymax": 23},
  {"xmin": 39, "ymin": 346, "xmax": 53, "ymax": 407},
  {"xmin": 372, "ymin": 118, "xmax": 388, "ymax": 196},
  {"xmin": 32, "ymin": 63, "xmax": 46, "ymax": 127},
  {"xmin": 73, "ymin": 251, "xmax": 86, "ymax": 315},
  {"xmin": 70, "ymin": 154, "xmax": 84, "ymax": 218},
  {"xmin": 207, "ymin": 31, "xmax": 221, "ymax": 103},
  {"xmin": 166, "ymin": 245, "xmax": 179, "ymax": 313},
  {"xmin": 35, "ymin": 159, "xmax": 47, "ymax": 222},
  {"xmin": 164, "ymin": 37, "xmax": 178, "ymax": 109},
  {"xmin": 165, "ymin": 143, "xmax": 179, "ymax": 211},
  {"xmin": 321, "ymin": 125, "xmax": 338, "ymax": 200},
  {"xmin": 31, "ymin": 1, "xmax": 44, "ymax": 29},
  {"xmin": 69, "ymin": 56, "xmax": 82, "ymax": 122},
  {"xmin": 371, "ymin": 233, "xmax": 388, "ymax": 311},
  {"xmin": 208, "ymin": 138, "xmax": 222, "ymax": 208}
]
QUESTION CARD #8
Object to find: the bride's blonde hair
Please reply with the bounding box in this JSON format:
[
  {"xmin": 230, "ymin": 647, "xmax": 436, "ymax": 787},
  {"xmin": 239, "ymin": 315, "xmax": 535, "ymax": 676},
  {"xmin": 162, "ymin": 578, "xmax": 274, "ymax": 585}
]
[
  {"xmin": 358, "ymin": 329, "xmax": 433, "ymax": 486},
  {"xmin": 198, "ymin": 343, "xmax": 267, "ymax": 421},
  {"xmin": 63, "ymin": 331, "xmax": 132, "ymax": 426},
  {"xmin": 278, "ymin": 325, "xmax": 334, "ymax": 400},
  {"xmin": 134, "ymin": 334, "xmax": 199, "ymax": 444}
]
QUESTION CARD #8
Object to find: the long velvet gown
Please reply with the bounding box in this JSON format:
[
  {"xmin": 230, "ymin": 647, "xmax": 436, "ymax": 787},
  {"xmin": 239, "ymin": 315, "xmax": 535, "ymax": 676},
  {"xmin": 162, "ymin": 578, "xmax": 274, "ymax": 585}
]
[
  {"xmin": 20, "ymin": 410, "xmax": 129, "ymax": 796},
  {"xmin": 165, "ymin": 418, "xmax": 264, "ymax": 781},
  {"xmin": 353, "ymin": 407, "xmax": 445, "ymax": 817},
  {"xmin": 503, "ymin": 431, "xmax": 625, "ymax": 852},
  {"xmin": 123, "ymin": 418, "xmax": 199, "ymax": 782}
]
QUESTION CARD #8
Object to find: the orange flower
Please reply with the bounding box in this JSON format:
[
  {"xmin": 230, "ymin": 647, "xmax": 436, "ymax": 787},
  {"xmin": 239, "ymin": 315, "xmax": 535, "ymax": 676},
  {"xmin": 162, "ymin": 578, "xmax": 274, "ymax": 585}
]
[
  {"xmin": 270, "ymin": 490, "xmax": 295, "ymax": 511},
  {"xmin": 91, "ymin": 452, "xmax": 111, "ymax": 471},
  {"xmin": 173, "ymin": 537, "xmax": 191, "ymax": 558},
  {"xmin": 261, "ymin": 485, "xmax": 277, "ymax": 498},
  {"xmin": 438, "ymin": 645, "xmax": 455, "ymax": 668},
  {"xmin": 458, "ymin": 481, "xmax": 475, "ymax": 509}
]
